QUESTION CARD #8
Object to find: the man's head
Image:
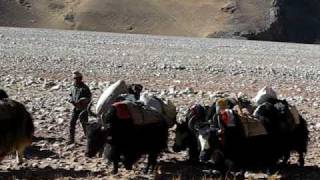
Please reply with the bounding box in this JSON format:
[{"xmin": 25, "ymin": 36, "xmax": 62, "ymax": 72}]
[{"xmin": 73, "ymin": 71, "xmax": 83, "ymax": 85}]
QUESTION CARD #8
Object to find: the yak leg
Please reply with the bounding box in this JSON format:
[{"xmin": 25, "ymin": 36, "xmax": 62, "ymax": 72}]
[
  {"xmin": 188, "ymin": 145, "xmax": 199, "ymax": 163},
  {"xmin": 281, "ymin": 152, "xmax": 290, "ymax": 166},
  {"xmin": 112, "ymin": 156, "xmax": 119, "ymax": 174},
  {"xmin": 144, "ymin": 152, "xmax": 158, "ymax": 174},
  {"xmin": 111, "ymin": 147, "xmax": 120, "ymax": 174},
  {"xmin": 0, "ymin": 155, "xmax": 5, "ymax": 163},
  {"xmin": 16, "ymin": 140, "xmax": 30, "ymax": 164},
  {"xmin": 15, "ymin": 137, "xmax": 32, "ymax": 164},
  {"xmin": 16, "ymin": 150, "xmax": 24, "ymax": 164},
  {"xmin": 123, "ymin": 156, "xmax": 133, "ymax": 170},
  {"xmin": 298, "ymin": 152, "xmax": 305, "ymax": 167}
]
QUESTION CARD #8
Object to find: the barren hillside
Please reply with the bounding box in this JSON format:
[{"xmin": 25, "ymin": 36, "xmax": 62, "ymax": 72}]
[
  {"xmin": 0, "ymin": 27, "xmax": 320, "ymax": 179},
  {"xmin": 1, "ymin": 0, "xmax": 319, "ymax": 43}
]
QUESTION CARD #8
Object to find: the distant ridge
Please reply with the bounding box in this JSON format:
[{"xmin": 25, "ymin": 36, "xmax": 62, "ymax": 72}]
[{"xmin": 0, "ymin": 0, "xmax": 319, "ymax": 43}]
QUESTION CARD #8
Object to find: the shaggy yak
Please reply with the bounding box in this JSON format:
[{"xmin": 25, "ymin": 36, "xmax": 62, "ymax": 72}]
[
  {"xmin": 0, "ymin": 91, "xmax": 34, "ymax": 163},
  {"xmin": 173, "ymin": 99, "xmax": 236, "ymax": 163},
  {"xmin": 173, "ymin": 104, "xmax": 209, "ymax": 163},
  {"xmin": 252, "ymin": 98, "xmax": 309, "ymax": 166},
  {"xmin": 86, "ymin": 102, "xmax": 169, "ymax": 174},
  {"xmin": 195, "ymin": 98, "xmax": 309, "ymax": 170}
]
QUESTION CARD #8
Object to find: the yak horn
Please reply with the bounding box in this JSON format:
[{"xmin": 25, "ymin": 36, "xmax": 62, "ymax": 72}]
[{"xmin": 188, "ymin": 115, "xmax": 199, "ymax": 131}]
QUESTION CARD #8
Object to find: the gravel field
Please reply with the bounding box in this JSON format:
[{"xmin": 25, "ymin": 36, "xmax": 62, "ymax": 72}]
[{"xmin": 0, "ymin": 27, "xmax": 320, "ymax": 179}]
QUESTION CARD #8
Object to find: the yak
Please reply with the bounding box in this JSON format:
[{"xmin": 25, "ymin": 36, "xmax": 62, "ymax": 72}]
[
  {"xmin": 173, "ymin": 104, "xmax": 208, "ymax": 163},
  {"xmin": 195, "ymin": 98, "xmax": 309, "ymax": 170},
  {"xmin": 86, "ymin": 104, "xmax": 169, "ymax": 174},
  {"xmin": 0, "ymin": 91, "xmax": 34, "ymax": 164},
  {"xmin": 252, "ymin": 99, "xmax": 309, "ymax": 166},
  {"xmin": 173, "ymin": 100, "xmax": 235, "ymax": 163}
]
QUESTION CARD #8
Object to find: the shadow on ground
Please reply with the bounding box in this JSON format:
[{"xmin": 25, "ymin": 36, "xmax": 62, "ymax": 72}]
[
  {"xmin": 281, "ymin": 165, "xmax": 320, "ymax": 179},
  {"xmin": 24, "ymin": 145, "xmax": 59, "ymax": 159},
  {"xmin": 32, "ymin": 136, "xmax": 65, "ymax": 143},
  {"xmin": 154, "ymin": 161, "xmax": 320, "ymax": 180},
  {"xmin": 154, "ymin": 161, "xmax": 224, "ymax": 180},
  {"xmin": 0, "ymin": 166, "xmax": 102, "ymax": 179}
]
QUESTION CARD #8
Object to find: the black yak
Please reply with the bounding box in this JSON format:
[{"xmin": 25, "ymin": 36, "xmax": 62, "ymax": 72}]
[
  {"xmin": 196, "ymin": 98, "xmax": 309, "ymax": 169},
  {"xmin": 253, "ymin": 99, "xmax": 309, "ymax": 166},
  {"xmin": 173, "ymin": 104, "xmax": 209, "ymax": 163},
  {"xmin": 0, "ymin": 92, "xmax": 34, "ymax": 164},
  {"xmin": 86, "ymin": 104, "xmax": 169, "ymax": 174}
]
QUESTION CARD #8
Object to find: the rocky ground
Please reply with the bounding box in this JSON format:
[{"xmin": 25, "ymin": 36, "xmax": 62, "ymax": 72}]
[{"xmin": 0, "ymin": 27, "xmax": 320, "ymax": 179}]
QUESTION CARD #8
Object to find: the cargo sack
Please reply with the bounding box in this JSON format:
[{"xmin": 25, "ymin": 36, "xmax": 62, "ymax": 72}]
[
  {"xmin": 160, "ymin": 99, "xmax": 177, "ymax": 128},
  {"xmin": 113, "ymin": 101, "xmax": 166, "ymax": 126},
  {"xmin": 113, "ymin": 102, "xmax": 131, "ymax": 119},
  {"xmin": 219, "ymin": 109, "xmax": 236, "ymax": 127},
  {"xmin": 139, "ymin": 93, "xmax": 177, "ymax": 128},
  {"xmin": 239, "ymin": 115, "xmax": 268, "ymax": 137},
  {"xmin": 253, "ymin": 86, "xmax": 277, "ymax": 105},
  {"xmin": 233, "ymin": 105, "xmax": 267, "ymax": 137},
  {"xmin": 96, "ymin": 80, "xmax": 128, "ymax": 116}
]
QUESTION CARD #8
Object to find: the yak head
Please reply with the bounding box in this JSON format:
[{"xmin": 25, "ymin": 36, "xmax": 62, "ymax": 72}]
[
  {"xmin": 173, "ymin": 123, "xmax": 190, "ymax": 152},
  {"xmin": 85, "ymin": 121, "xmax": 110, "ymax": 158},
  {"xmin": 173, "ymin": 104, "xmax": 207, "ymax": 152},
  {"xmin": 197, "ymin": 124, "xmax": 220, "ymax": 162}
]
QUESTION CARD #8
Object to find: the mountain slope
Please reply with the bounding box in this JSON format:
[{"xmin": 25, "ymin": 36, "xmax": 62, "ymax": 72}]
[{"xmin": 0, "ymin": 0, "xmax": 319, "ymax": 43}]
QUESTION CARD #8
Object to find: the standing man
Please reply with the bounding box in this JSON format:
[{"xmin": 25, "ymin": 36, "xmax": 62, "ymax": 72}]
[{"xmin": 68, "ymin": 71, "xmax": 92, "ymax": 144}]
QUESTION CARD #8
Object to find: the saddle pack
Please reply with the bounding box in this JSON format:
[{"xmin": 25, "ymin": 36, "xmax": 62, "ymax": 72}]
[{"xmin": 112, "ymin": 101, "xmax": 166, "ymax": 126}]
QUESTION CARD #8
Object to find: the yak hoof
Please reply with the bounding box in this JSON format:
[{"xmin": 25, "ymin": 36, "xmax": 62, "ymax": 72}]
[
  {"xmin": 187, "ymin": 158, "xmax": 199, "ymax": 165},
  {"xmin": 112, "ymin": 169, "xmax": 118, "ymax": 174},
  {"xmin": 143, "ymin": 168, "xmax": 149, "ymax": 174},
  {"xmin": 16, "ymin": 151, "xmax": 24, "ymax": 165},
  {"xmin": 299, "ymin": 160, "xmax": 305, "ymax": 167},
  {"xmin": 280, "ymin": 160, "xmax": 289, "ymax": 167},
  {"xmin": 224, "ymin": 159, "xmax": 234, "ymax": 170}
]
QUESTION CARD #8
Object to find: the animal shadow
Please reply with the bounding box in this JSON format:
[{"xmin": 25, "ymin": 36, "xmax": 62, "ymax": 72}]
[
  {"xmin": 280, "ymin": 165, "xmax": 320, "ymax": 179},
  {"xmin": 32, "ymin": 136, "xmax": 65, "ymax": 143},
  {"xmin": 154, "ymin": 161, "xmax": 223, "ymax": 180},
  {"xmin": 154, "ymin": 161, "xmax": 320, "ymax": 180},
  {"xmin": 24, "ymin": 145, "xmax": 59, "ymax": 159},
  {"xmin": 0, "ymin": 166, "xmax": 102, "ymax": 179}
]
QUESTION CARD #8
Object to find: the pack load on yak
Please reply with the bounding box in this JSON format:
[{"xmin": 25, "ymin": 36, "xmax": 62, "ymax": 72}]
[
  {"xmin": 233, "ymin": 105, "xmax": 267, "ymax": 137},
  {"xmin": 109, "ymin": 94, "xmax": 177, "ymax": 127},
  {"xmin": 96, "ymin": 80, "xmax": 128, "ymax": 117},
  {"xmin": 94, "ymin": 80, "xmax": 146, "ymax": 119},
  {"xmin": 139, "ymin": 92, "xmax": 177, "ymax": 127},
  {"xmin": 111, "ymin": 100, "xmax": 166, "ymax": 126},
  {"xmin": 210, "ymin": 97, "xmax": 266, "ymax": 138},
  {"xmin": 192, "ymin": 86, "xmax": 308, "ymax": 169},
  {"xmin": 211, "ymin": 86, "xmax": 301, "ymax": 138},
  {"xmin": 252, "ymin": 86, "xmax": 277, "ymax": 105}
]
